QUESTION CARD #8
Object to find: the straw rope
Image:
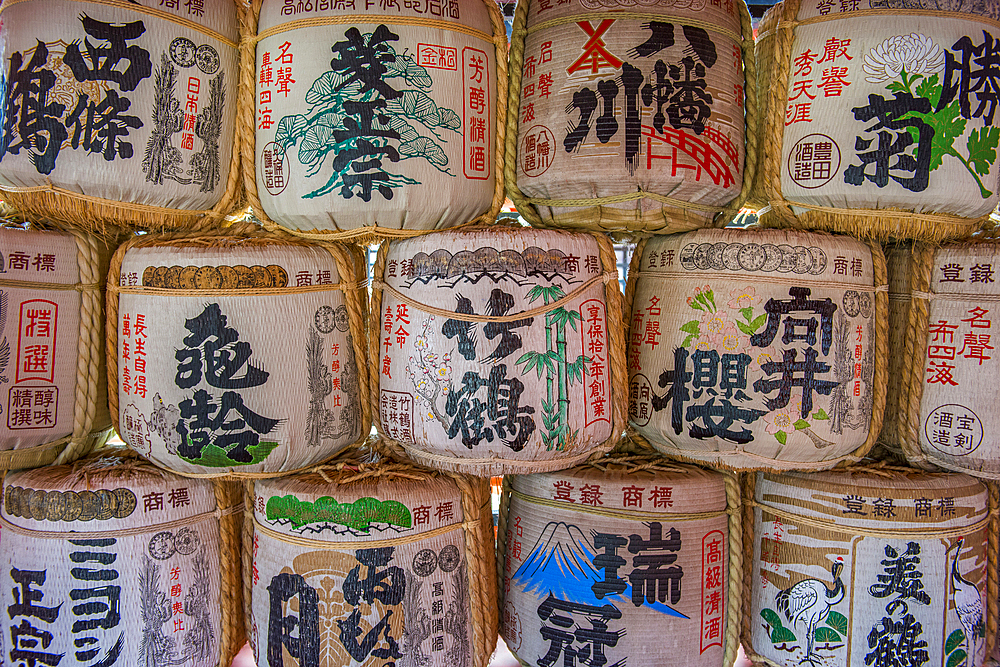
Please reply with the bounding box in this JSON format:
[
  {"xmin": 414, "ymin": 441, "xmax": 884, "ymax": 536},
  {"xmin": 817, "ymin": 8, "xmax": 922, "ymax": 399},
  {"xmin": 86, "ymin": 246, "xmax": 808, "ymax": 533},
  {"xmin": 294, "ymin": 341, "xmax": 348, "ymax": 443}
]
[
  {"xmin": 754, "ymin": 0, "xmax": 994, "ymax": 242},
  {"xmin": 242, "ymin": 453, "xmax": 497, "ymax": 667},
  {"xmin": 369, "ymin": 227, "xmax": 626, "ymax": 476},
  {"xmin": 240, "ymin": 0, "xmax": 508, "ymax": 243},
  {"xmin": 105, "ymin": 225, "xmax": 371, "ymax": 478},
  {"xmin": 0, "ymin": 0, "xmax": 245, "ymax": 234},
  {"xmin": 499, "ymin": 453, "xmax": 742, "ymax": 667},
  {"xmin": 504, "ymin": 0, "xmax": 758, "ymax": 236}
]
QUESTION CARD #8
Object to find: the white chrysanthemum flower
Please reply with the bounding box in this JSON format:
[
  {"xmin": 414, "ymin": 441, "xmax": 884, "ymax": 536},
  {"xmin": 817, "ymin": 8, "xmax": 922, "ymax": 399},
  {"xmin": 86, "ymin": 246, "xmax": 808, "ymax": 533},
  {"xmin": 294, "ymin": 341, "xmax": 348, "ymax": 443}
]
[{"xmin": 863, "ymin": 33, "xmax": 944, "ymax": 83}]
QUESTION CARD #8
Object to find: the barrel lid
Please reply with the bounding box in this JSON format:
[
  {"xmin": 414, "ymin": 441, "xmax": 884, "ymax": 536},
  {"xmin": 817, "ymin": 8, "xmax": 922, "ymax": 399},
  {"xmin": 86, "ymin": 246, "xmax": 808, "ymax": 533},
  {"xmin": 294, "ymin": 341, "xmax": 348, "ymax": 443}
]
[
  {"xmin": 643, "ymin": 228, "xmax": 874, "ymax": 289},
  {"xmin": 755, "ymin": 468, "xmax": 988, "ymax": 532},
  {"xmin": 3, "ymin": 450, "xmax": 218, "ymax": 533},
  {"xmin": 0, "ymin": 227, "xmax": 82, "ymax": 285},
  {"xmin": 258, "ymin": 0, "xmax": 493, "ymax": 39},
  {"xmin": 510, "ymin": 460, "xmax": 728, "ymax": 515},
  {"xmin": 118, "ymin": 237, "xmax": 341, "ymax": 289},
  {"xmin": 253, "ymin": 465, "xmax": 465, "ymax": 543}
]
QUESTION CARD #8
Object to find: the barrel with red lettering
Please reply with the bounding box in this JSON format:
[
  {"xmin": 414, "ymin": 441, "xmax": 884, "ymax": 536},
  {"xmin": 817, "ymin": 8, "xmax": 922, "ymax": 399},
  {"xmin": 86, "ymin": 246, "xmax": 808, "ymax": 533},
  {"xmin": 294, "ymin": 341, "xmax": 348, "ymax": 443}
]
[
  {"xmin": 743, "ymin": 468, "xmax": 993, "ymax": 667},
  {"xmin": 506, "ymin": 0, "xmax": 755, "ymax": 233},
  {"xmin": 248, "ymin": 0, "xmax": 506, "ymax": 239},
  {"xmin": 370, "ymin": 225, "xmax": 626, "ymax": 476},
  {"xmin": 884, "ymin": 239, "xmax": 1000, "ymax": 478},
  {"xmin": 0, "ymin": 451, "xmax": 244, "ymax": 667},
  {"xmin": 499, "ymin": 456, "xmax": 741, "ymax": 667},
  {"xmin": 0, "ymin": 0, "xmax": 240, "ymax": 230},
  {"xmin": 755, "ymin": 0, "xmax": 1000, "ymax": 240},
  {"xmin": 243, "ymin": 453, "xmax": 497, "ymax": 667},
  {"xmin": 625, "ymin": 228, "xmax": 887, "ymax": 470},
  {"xmin": 108, "ymin": 231, "xmax": 369, "ymax": 476},
  {"xmin": 0, "ymin": 226, "xmax": 111, "ymax": 470}
]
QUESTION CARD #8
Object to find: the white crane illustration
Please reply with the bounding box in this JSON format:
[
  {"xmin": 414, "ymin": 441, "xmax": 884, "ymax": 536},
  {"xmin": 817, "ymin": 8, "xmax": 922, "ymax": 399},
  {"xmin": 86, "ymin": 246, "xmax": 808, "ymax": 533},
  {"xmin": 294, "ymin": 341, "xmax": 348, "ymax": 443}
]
[
  {"xmin": 775, "ymin": 558, "xmax": 845, "ymax": 666},
  {"xmin": 949, "ymin": 538, "xmax": 983, "ymax": 666}
]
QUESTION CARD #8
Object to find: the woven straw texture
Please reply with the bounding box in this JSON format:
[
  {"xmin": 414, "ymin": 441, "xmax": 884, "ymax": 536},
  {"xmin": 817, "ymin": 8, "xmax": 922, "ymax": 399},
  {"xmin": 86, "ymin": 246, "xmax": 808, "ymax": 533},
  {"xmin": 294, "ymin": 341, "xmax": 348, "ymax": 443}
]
[
  {"xmin": 496, "ymin": 444, "xmax": 744, "ymax": 667},
  {"xmin": 106, "ymin": 222, "xmax": 371, "ymax": 478},
  {"xmin": 623, "ymin": 228, "xmax": 887, "ymax": 471},
  {"xmin": 241, "ymin": 446, "xmax": 498, "ymax": 667},
  {"xmin": 741, "ymin": 464, "xmax": 999, "ymax": 667},
  {"xmin": 753, "ymin": 0, "xmax": 1000, "ymax": 242},
  {"xmin": 0, "ymin": 449, "xmax": 245, "ymax": 667},
  {"xmin": 0, "ymin": 224, "xmax": 114, "ymax": 470},
  {"xmin": 503, "ymin": 0, "xmax": 758, "ymax": 235},
  {"xmin": 886, "ymin": 239, "xmax": 1000, "ymax": 479},
  {"xmin": 239, "ymin": 0, "xmax": 508, "ymax": 245},
  {"xmin": 369, "ymin": 224, "xmax": 627, "ymax": 476},
  {"xmin": 0, "ymin": 0, "xmax": 245, "ymax": 233}
]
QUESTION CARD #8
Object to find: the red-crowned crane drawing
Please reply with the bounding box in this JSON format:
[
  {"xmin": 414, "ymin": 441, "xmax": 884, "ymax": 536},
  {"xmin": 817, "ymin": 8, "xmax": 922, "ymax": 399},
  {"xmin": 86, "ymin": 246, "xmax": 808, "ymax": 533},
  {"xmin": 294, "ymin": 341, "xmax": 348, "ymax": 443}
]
[
  {"xmin": 774, "ymin": 558, "xmax": 845, "ymax": 666},
  {"xmin": 949, "ymin": 538, "xmax": 984, "ymax": 666}
]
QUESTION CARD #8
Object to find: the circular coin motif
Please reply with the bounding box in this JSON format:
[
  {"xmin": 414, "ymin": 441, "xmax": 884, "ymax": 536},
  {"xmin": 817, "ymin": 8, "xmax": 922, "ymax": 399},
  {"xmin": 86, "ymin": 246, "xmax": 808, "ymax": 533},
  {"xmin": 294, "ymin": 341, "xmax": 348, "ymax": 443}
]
[
  {"xmin": 859, "ymin": 292, "xmax": 873, "ymax": 319},
  {"xmin": 29, "ymin": 490, "xmax": 47, "ymax": 521},
  {"xmin": 708, "ymin": 243, "xmax": 727, "ymax": 271},
  {"xmin": 194, "ymin": 266, "xmax": 222, "ymax": 289},
  {"xmin": 174, "ymin": 527, "xmax": 201, "ymax": 555},
  {"xmin": 737, "ymin": 243, "xmax": 766, "ymax": 271},
  {"xmin": 62, "ymin": 491, "xmax": 82, "ymax": 522},
  {"xmin": 94, "ymin": 489, "xmax": 118, "ymax": 521},
  {"xmin": 45, "ymin": 491, "xmax": 66, "ymax": 522},
  {"xmin": 679, "ymin": 244, "xmax": 698, "ymax": 270},
  {"xmin": 148, "ymin": 531, "xmax": 177, "ymax": 560},
  {"xmin": 722, "ymin": 244, "xmax": 742, "ymax": 271},
  {"xmin": 266, "ymin": 264, "xmax": 288, "ymax": 287},
  {"xmin": 114, "ymin": 488, "xmax": 137, "ymax": 518},
  {"xmin": 843, "ymin": 290, "xmax": 861, "ymax": 317},
  {"xmin": 169, "ymin": 37, "xmax": 197, "ymax": 67},
  {"xmin": 412, "ymin": 549, "xmax": 438, "ymax": 576},
  {"xmin": 195, "ymin": 44, "xmax": 220, "ymax": 74},
  {"xmin": 334, "ymin": 305, "xmax": 349, "ymax": 332},
  {"xmin": 438, "ymin": 545, "xmax": 461, "ymax": 572},
  {"xmin": 78, "ymin": 490, "xmax": 100, "ymax": 522},
  {"xmin": 314, "ymin": 306, "xmax": 336, "ymax": 334}
]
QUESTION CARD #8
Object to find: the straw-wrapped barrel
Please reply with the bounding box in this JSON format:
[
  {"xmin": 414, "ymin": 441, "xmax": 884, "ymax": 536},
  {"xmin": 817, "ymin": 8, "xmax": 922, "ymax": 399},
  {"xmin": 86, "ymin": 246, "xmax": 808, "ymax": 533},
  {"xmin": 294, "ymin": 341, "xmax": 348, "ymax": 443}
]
[
  {"xmin": 107, "ymin": 230, "xmax": 370, "ymax": 476},
  {"xmin": 742, "ymin": 468, "xmax": 998, "ymax": 667},
  {"xmin": 243, "ymin": 0, "xmax": 508, "ymax": 241},
  {"xmin": 0, "ymin": 225, "xmax": 112, "ymax": 470},
  {"xmin": 625, "ymin": 228, "xmax": 887, "ymax": 470},
  {"xmin": 0, "ymin": 450, "xmax": 245, "ymax": 667},
  {"xmin": 0, "ymin": 0, "xmax": 241, "ymax": 231},
  {"xmin": 242, "ymin": 452, "xmax": 497, "ymax": 667},
  {"xmin": 497, "ymin": 452, "xmax": 743, "ymax": 667},
  {"xmin": 754, "ymin": 0, "xmax": 1000, "ymax": 241},
  {"xmin": 505, "ymin": 0, "xmax": 757, "ymax": 234},
  {"xmin": 885, "ymin": 240, "xmax": 1000, "ymax": 478},
  {"xmin": 370, "ymin": 225, "xmax": 627, "ymax": 476}
]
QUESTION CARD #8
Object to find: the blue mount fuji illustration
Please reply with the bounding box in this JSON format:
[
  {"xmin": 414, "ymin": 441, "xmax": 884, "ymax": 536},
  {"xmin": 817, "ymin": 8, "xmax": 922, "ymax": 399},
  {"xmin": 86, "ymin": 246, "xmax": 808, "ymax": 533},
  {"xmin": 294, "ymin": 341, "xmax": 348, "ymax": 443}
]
[{"xmin": 512, "ymin": 521, "xmax": 690, "ymax": 619}]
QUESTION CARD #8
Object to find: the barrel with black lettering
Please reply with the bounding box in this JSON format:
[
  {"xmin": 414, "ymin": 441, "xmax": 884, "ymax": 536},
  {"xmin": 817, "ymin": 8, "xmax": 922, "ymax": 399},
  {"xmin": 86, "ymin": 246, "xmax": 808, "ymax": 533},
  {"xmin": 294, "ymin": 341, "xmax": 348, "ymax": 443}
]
[
  {"xmin": 0, "ymin": 0, "xmax": 240, "ymax": 230},
  {"xmin": 755, "ymin": 0, "xmax": 1000, "ymax": 240},
  {"xmin": 243, "ymin": 453, "xmax": 497, "ymax": 667},
  {"xmin": 0, "ymin": 451, "xmax": 244, "ymax": 667},
  {"xmin": 505, "ymin": 0, "xmax": 756, "ymax": 233}
]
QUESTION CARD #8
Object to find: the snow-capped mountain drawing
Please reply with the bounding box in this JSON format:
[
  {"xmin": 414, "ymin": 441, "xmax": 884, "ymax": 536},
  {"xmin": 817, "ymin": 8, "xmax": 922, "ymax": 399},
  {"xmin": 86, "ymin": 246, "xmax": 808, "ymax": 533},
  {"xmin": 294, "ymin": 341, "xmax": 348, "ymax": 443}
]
[{"xmin": 512, "ymin": 521, "xmax": 689, "ymax": 619}]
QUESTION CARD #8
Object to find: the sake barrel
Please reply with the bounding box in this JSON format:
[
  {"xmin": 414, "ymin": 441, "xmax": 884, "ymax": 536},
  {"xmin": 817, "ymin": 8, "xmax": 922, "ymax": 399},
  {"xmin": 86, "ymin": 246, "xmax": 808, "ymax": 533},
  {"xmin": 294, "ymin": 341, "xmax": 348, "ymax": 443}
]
[
  {"xmin": 505, "ymin": 0, "xmax": 756, "ymax": 234},
  {"xmin": 755, "ymin": 0, "xmax": 1000, "ymax": 241},
  {"xmin": 247, "ymin": 0, "xmax": 507, "ymax": 240},
  {"xmin": 108, "ymin": 231, "xmax": 370, "ymax": 476},
  {"xmin": 498, "ymin": 456, "xmax": 741, "ymax": 667},
  {"xmin": 883, "ymin": 240, "xmax": 1000, "ymax": 478},
  {"xmin": 0, "ymin": 0, "xmax": 240, "ymax": 231},
  {"xmin": 370, "ymin": 226, "xmax": 626, "ymax": 476},
  {"xmin": 0, "ymin": 451, "xmax": 244, "ymax": 667},
  {"xmin": 625, "ymin": 228, "xmax": 887, "ymax": 469},
  {"xmin": 244, "ymin": 454, "xmax": 497, "ymax": 667},
  {"xmin": 743, "ymin": 469, "xmax": 994, "ymax": 667},
  {"xmin": 0, "ymin": 226, "xmax": 112, "ymax": 469}
]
